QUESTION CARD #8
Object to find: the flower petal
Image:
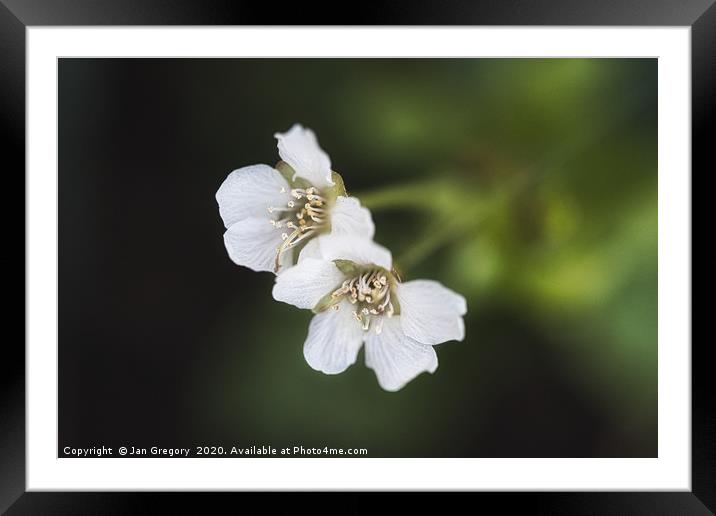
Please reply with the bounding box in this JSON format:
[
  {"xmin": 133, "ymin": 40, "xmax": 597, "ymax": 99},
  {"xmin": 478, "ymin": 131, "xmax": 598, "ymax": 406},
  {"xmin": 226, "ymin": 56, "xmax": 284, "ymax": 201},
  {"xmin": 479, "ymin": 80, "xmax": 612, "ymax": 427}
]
[
  {"xmin": 396, "ymin": 280, "xmax": 467, "ymax": 345},
  {"xmin": 296, "ymin": 237, "xmax": 322, "ymax": 262},
  {"xmin": 223, "ymin": 217, "xmax": 290, "ymax": 273},
  {"xmin": 304, "ymin": 300, "xmax": 365, "ymax": 374},
  {"xmin": 364, "ymin": 316, "xmax": 438, "ymax": 392},
  {"xmin": 274, "ymin": 124, "xmax": 334, "ymax": 189},
  {"xmin": 330, "ymin": 196, "xmax": 375, "ymax": 239},
  {"xmin": 216, "ymin": 164, "xmax": 290, "ymax": 228},
  {"xmin": 309, "ymin": 234, "xmax": 392, "ymax": 270},
  {"xmin": 272, "ymin": 258, "xmax": 345, "ymax": 310}
]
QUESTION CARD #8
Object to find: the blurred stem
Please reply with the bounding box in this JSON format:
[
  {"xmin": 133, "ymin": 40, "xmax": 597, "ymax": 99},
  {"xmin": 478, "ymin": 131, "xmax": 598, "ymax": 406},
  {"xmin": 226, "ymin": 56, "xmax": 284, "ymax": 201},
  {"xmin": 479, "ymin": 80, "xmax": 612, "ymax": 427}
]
[
  {"xmin": 356, "ymin": 178, "xmax": 463, "ymax": 212},
  {"xmin": 357, "ymin": 177, "xmax": 502, "ymax": 272},
  {"xmin": 395, "ymin": 215, "xmax": 476, "ymax": 272},
  {"xmin": 355, "ymin": 68, "xmax": 656, "ymax": 274}
]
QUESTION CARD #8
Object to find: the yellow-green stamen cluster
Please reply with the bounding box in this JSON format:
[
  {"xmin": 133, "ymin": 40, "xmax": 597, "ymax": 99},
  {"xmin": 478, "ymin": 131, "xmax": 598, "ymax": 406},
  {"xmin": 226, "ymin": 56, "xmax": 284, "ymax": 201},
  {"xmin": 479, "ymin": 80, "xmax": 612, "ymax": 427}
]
[
  {"xmin": 330, "ymin": 269, "xmax": 395, "ymax": 334},
  {"xmin": 269, "ymin": 186, "xmax": 328, "ymax": 271}
]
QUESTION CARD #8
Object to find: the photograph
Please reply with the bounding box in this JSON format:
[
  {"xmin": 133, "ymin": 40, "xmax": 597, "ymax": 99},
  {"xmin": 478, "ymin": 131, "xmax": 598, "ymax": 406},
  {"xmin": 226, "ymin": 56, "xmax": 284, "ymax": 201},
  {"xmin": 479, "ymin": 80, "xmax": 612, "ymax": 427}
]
[
  {"xmin": 58, "ymin": 57, "xmax": 658, "ymax": 459},
  {"xmin": 3, "ymin": 0, "xmax": 708, "ymax": 507}
]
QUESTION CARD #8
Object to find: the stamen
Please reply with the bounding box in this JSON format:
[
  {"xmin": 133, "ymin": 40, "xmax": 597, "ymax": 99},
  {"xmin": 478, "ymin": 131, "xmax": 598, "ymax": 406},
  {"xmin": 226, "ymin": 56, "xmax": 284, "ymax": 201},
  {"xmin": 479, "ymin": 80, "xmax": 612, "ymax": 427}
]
[
  {"xmin": 372, "ymin": 288, "xmax": 387, "ymax": 303},
  {"xmin": 270, "ymin": 217, "xmax": 291, "ymax": 229},
  {"xmin": 269, "ymin": 184, "xmax": 331, "ymax": 272},
  {"xmin": 268, "ymin": 206, "xmax": 294, "ymax": 214},
  {"xmin": 326, "ymin": 267, "xmax": 396, "ymax": 330},
  {"xmin": 378, "ymin": 289, "xmax": 391, "ymax": 311},
  {"xmin": 274, "ymin": 227, "xmax": 303, "ymax": 272},
  {"xmin": 306, "ymin": 194, "xmax": 326, "ymax": 203},
  {"xmin": 285, "ymin": 228, "xmax": 316, "ymax": 248},
  {"xmin": 375, "ymin": 316, "xmax": 384, "ymax": 335}
]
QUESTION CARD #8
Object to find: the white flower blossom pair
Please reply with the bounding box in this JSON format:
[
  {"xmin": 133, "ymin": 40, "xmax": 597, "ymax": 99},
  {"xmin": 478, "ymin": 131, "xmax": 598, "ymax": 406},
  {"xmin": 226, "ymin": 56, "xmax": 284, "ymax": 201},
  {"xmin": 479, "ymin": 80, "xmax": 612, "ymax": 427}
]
[{"xmin": 216, "ymin": 124, "xmax": 466, "ymax": 391}]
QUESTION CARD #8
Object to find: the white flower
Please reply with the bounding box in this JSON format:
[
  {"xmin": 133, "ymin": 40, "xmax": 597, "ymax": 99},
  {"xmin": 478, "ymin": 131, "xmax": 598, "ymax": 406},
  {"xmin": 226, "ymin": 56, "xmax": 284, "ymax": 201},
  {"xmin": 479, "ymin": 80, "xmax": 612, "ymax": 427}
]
[
  {"xmin": 272, "ymin": 235, "xmax": 467, "ymax": 391},
  {"xmin": 216, "ymin": 124, "xmax": 374, "ymax": 273}
]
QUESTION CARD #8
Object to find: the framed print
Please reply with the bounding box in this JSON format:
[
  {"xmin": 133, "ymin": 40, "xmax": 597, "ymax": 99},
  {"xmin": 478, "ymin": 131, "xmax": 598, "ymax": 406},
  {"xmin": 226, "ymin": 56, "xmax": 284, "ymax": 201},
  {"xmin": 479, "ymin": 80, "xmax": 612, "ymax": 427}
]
[{"xmin": 5, "ymin": 0, "xmax": 710, "ymax": 512}]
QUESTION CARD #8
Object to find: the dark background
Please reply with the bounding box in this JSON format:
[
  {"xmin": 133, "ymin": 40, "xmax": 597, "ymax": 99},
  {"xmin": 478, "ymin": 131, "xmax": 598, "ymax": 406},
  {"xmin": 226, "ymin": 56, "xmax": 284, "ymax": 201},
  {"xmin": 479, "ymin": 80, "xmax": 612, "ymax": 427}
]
[{"xmin": 59, "ymin": 58, "xmax": 657, "ymax": 457}]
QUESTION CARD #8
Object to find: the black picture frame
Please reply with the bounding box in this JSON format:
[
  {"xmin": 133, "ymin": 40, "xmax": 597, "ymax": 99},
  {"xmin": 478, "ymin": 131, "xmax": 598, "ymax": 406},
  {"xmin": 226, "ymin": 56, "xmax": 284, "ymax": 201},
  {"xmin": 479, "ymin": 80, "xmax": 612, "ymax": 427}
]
[{"xmin": 5, "ymin": 1, "xmax": 709, "ymax": 513}]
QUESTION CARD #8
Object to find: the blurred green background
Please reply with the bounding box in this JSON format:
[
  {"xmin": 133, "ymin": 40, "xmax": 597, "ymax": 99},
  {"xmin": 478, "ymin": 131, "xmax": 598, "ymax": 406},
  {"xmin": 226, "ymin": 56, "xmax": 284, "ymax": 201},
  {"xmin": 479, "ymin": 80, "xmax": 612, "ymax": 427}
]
[{"xmin": 59, "ymin": 58, "xmax": 656, "ymax": 457}]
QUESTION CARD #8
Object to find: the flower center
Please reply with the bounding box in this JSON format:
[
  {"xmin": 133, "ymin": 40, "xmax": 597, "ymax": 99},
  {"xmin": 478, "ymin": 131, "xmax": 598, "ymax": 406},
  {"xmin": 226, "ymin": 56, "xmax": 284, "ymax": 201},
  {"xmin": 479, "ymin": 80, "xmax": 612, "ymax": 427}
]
[
  {"xmin": 269, "ymin": 186, "xmax": 329, "ymax": 271},
  {"xmin": 330, "ymin": 269, "xmax": 395, "ymax": 334}
]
